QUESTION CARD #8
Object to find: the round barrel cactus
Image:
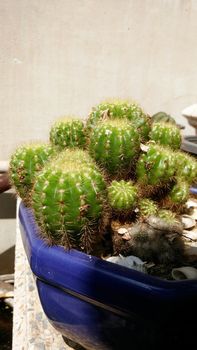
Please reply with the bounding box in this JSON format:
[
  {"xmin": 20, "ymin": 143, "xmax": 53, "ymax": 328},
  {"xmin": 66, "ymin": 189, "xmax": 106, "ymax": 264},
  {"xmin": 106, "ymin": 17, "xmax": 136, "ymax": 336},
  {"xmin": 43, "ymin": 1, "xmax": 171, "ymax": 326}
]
[
  {"xmin": 32, "ymin": 158, "xmax": 108, "ymax": 253},
  {"xmin": 168, "ymin": 179, "xmax": 190, "ymax": 204},
  {"xmin": 108, "ymin": 180, "xmax": 138, "ymax": 213},
  {"xmin": 86, "ymin": 99, "xmax": 151, "ymax": 140},
  {"xmin": 138, "ymin": 198, "xmax": 158, "ymax": 217},
  {"xmin": 9, "ymin": 143, "xmax": 54, "ymax": 205},
  {"xmin": 174, "ymin": 151, "xmax": 197, "ymax": 184},
  {"xmin": 136, "ymin": 144, "xmax": 176, "ymax": 186},
  {"xmin": 53, "ymin": 148, "xmax": 96, "ymax": 170},
  {"xmin": 157, "ymin": 209, "xmax": 177, "ymax": 223},
  {"xmin": 88, "ymin": 119, "xmax": 140, "ymax": 178},
  {"xmin": 50, "ymin": 118, "xmax": 86, "ymax": 150},
  {"xmin": 149, "ymin": 122, "xmax": 182, "ymax": 150},
  {"xmin": 151, "ymin": 112, "xmax": 176, "ymax": 124},
  {"xmin": 160, "ymin": 179, "xmax": 190, "ymax": 211}
]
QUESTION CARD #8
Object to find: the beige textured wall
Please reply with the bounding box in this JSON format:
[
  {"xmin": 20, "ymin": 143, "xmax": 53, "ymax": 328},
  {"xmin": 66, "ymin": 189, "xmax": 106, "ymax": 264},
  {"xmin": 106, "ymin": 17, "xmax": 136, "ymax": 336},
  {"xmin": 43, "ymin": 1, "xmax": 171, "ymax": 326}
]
[{"xmin": 1, "ymin": 0, "xmax": 197, "ymax": 161}]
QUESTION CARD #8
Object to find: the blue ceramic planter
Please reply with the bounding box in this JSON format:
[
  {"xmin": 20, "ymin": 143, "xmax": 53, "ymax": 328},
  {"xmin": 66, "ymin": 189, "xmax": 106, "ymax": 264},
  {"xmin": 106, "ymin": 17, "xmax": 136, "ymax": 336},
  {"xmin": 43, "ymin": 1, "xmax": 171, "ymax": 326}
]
[{"xmin": 19, "ymin": 202, "xmax": 197, "ymax": 349}]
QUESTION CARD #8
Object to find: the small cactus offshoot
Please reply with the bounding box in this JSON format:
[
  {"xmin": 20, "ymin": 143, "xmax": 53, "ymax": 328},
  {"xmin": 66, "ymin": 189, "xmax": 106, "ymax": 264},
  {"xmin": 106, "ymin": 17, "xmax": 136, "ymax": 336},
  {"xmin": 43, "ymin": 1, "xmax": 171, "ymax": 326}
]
[
  {"xmin": 108, "ymin": 180, "xmax": 138, "ymax": 213},
  {"xmin": 157, "ymin": 209, "xmax": 177, "ymax": 223},
  {"xmin": 168, "ymin": 179, "xmax": 190, "ymax": 204},
  {"xmin": 159, "ymin": 179, "xmax": 190, "ymax": 211},
  {"xmin": 138, "ymin": 198, "xmax": 158, "ymax": 217}
]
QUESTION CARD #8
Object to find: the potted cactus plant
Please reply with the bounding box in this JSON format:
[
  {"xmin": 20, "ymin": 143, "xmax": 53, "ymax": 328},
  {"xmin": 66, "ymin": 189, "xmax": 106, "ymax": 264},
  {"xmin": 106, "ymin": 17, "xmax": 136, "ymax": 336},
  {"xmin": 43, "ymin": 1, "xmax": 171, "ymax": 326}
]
[{"xmin": 10, "ymin": 100, "xmax": 197, "ymax": 349}]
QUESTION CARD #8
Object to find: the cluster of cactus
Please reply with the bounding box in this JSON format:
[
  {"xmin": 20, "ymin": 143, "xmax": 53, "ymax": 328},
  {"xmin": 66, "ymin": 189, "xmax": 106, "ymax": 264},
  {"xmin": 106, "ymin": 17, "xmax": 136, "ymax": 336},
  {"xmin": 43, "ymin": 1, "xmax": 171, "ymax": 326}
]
[{"xmin": 9, "ymin": 99, "xmax": 197, "ymax": 267}]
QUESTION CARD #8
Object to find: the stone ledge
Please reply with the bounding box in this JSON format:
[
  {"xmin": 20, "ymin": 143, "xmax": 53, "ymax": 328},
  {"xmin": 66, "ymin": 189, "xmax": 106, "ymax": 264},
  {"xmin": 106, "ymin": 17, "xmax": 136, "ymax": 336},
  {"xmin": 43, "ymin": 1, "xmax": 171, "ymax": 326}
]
[{"xmin": 12, "ymin": 211, "xmax": 74, "ymax": 350}]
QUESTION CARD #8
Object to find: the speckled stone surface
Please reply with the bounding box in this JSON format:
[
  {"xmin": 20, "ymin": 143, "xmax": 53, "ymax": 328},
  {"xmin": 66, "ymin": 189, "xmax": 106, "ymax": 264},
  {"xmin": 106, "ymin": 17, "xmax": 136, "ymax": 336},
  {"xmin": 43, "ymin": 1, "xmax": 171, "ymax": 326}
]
[{"xmin": 12, "ymin": 202, "xmax": 74, "ymax": 350}]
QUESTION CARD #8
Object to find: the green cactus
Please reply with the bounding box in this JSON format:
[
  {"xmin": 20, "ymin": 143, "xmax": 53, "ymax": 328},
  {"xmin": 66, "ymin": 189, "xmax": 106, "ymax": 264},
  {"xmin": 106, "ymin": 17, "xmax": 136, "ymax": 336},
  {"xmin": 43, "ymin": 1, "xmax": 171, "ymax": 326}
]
[
  {"xmin": 86, "ymin": 99, "xmax": 151, "ymax": 140},
  {"xmin": 9, "ymin": 143, "xmax": 54, "ymax": 205},
  {"xmin": 32, "ymin": 157, "xmax": 108, "ymax": 253},
  {"xmin": 138, "ymin": 198, "xmax": 158, "ymax": 217},
  {"xmin": 168, "ymin": 179, "xmax": 190, "ymax": 204},
  {"xmin": 159, "ymin": 179, "xmax": 190, "ymax": 212},
  {"xmin": 157, "ymin": 209, "xmax": 177, "ymax": 223},
  {"xmin": 10, "ymin": 97, "xmax": 197, "ymax": 279},
  {"xmin": 107, "ymin": 180, "xmax": 138, "ymax": 213},
  {"xmin": 149, "ymin": 122, "xmax": 182, "ymax": 150},
  {"xmin": 136, "ymin": 144, "xmax": 176, "ymax": 186},
  {"xmin": 151, "ymin": 112, "xmax": 176, "ymax": 125},
  {"xmin": 88, "ymin": 119, "xmax": 140, "ymax": 179},
  {"xmin": 174, "ymin": 151, "xmax": 197, "ymax": 184},
  {"xmin": 50, "ymin": 118, "xmax": 86, "ymax": 150},
  {"xmin": 53, "ymin": 148, "xmax": 96, "ymax": 170}
]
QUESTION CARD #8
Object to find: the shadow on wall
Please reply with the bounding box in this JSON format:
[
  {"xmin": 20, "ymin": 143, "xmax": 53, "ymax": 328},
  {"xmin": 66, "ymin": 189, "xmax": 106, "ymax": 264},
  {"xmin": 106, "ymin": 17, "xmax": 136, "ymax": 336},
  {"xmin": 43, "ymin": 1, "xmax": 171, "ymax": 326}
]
[
  {"xmin": 0, "ymin": 247, "xmax": 15, "ymax": 275},
  {"xmin": 0, "ymin": 173, "xmax": 16, "ymax": 273},
  {"xmin": 0, "ymin": 174, "xmax": 15, "ymax": 350}
]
